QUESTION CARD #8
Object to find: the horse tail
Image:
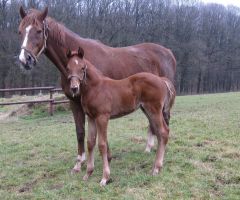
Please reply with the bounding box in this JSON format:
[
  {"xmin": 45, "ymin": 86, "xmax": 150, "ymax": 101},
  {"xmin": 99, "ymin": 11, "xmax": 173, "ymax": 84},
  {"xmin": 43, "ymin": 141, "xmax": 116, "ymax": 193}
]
[{"xmin": 162, "ymin": 78, "xmax": 176, "ymax": 126}]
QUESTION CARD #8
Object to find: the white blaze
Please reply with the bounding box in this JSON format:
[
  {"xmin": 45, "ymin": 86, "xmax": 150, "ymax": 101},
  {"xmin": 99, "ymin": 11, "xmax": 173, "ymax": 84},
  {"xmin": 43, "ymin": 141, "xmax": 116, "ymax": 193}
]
[
  {"xmin": 19, "ymin": 25, "xmax": 32, "ymax": 64},
  {"xmin": 75, "ymin": 59, "xmax": 78, "ymax": 65}
]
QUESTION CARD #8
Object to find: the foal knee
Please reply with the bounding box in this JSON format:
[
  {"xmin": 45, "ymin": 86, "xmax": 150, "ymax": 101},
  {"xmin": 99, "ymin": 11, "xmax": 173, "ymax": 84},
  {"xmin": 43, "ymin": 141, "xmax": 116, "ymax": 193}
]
[
  {"xmin": 98, "ymin": 142, "xmax": 107, "ymax": 154},
  {"xmin": 160, "ymin": 127, "xmax": 169, "ymax": 144},
  {"xmin": 87, "ymin": 139, "xmax": 96, "ymax": 151}
]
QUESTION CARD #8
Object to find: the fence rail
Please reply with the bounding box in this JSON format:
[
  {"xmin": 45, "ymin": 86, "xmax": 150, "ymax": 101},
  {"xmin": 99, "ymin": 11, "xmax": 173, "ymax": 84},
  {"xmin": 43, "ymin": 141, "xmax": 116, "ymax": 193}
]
[{"xmin": 0, "ymin": 87, "xmax": 69, "ymax": 115}]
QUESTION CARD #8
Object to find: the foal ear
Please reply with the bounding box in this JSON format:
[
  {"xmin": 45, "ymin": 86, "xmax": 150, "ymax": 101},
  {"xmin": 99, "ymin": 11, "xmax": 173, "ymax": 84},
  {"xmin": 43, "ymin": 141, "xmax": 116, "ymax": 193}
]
[
  {"xmin": 66, "ymin": 49, "xmax": 72, "ymax": 58},
  {"xmin": 78, "ymin": 47, "xmax": 84, "ymax": 59},
  {"xmin": 20, "ymin": 6, "xmax": 26, "ymax": 19},
  {"xmin": 39, "ymin": 7, "xmax": 48, "ymax": 21}
]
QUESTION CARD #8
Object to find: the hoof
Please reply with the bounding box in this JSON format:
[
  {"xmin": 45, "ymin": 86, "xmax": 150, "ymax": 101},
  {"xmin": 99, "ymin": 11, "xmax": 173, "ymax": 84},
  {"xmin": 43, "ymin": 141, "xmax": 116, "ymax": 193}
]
[
  {"xmin": 83, "ymin": 174, "xmax": 89, "ymax": 181},
  {"xmin": 144, "ymin": 147, "xmax": 151, "ymax": 153},
  {"xmin": 99, "ymin": 178, "xmax": 112, "ymax": 186},
  {"xmin": 152, "ymin": 168, "xmax": 159, "ymax": 176},
  {"xmin": 100, "ymin": 179, "xmax": 107, "ymax": 187},
  {"xmin": 71, "ymin": 168, "xmax": 81, "ymax": 174}
]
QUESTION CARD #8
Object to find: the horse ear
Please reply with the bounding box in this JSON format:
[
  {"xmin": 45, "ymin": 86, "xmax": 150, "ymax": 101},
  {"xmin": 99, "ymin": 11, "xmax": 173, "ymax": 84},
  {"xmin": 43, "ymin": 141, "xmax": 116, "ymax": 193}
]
[
  {"xmin": 78, "ymin": 47, "xmax": 84, "ymax": 59},
  {"xmin": 20, "ymin": 6, "xmax": 26, "ymax": 19},
  {"xmin": 66, "ymin": 49, "xmax": 72, "ymax": 58},
  {"xmin": 39, "ymin": 7, "xmax": 48, "ymax": 21}
]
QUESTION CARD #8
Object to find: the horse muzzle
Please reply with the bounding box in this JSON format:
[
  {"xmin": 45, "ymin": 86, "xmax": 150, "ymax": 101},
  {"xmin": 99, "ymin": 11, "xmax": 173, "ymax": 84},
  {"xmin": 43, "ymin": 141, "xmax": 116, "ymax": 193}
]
[{"xmin": 19, "ymin": 51, "xmax": 36, "ymax": 70}]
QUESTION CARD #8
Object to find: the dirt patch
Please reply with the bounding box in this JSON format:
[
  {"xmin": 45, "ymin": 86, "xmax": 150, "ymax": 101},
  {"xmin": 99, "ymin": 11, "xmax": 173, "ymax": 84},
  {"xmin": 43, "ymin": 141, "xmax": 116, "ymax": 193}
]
[
  {"xmin": 0, "ymin": 104, "xmax": 33, "ymax": 121},
  {"xmin": 216, "ymin": 174, "xmax": 240, "ymax": 185},
  {"xmin": 18, "ymin": 172, "xmax": 57, "ymax": 193},
  {"xmin": 0, "ymin": 94, "xmax": 69, "ymax": 121},
  {"xmin": 130, "ymin": 136, "xmax": 145, "ymax": 144},
  {"xmin": 18, "ymin": 179, "xmax": 38, "ymax": 193},
  {"xmin": 48, "ymin": 183, "xmax": 64, "ymax": 190}
]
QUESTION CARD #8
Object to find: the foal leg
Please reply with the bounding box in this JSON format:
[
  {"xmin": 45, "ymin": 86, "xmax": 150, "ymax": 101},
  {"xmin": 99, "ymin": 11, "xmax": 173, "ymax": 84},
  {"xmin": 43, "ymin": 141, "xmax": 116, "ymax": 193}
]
[
  {"xmin": 163, "ymin": 108, "xmax": 170, "ymax": 126},
  {"xmin": 145, "ymin": 125, "xmax": 155, "ymax": 153},
  {"xmin": 141, "ymin": 106, "xmax": 155, "ymax": 152},
  {"xmin": 70, "ymin": 100, "xmax": 86, "ymax": 173},
  {"xmin": 96, "ymin": 114, "xmax": 111, "ymax": 186},
  {"xmin": 83, "ymin": 117, "xmax": 97, "ymax": 181},
  {"xmin": 152, "ymin": 112, "xmax": 169, "ymax": 175}
]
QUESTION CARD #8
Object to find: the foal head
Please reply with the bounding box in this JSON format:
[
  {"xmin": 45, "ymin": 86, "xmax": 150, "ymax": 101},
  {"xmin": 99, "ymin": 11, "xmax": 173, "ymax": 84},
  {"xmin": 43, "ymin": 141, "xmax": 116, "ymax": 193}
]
[
  {"xmin": 66, "ymin": 47, "xmax": 87, "ymax": 97},
  {"xmin": 18, "ymin": 6, "xmax": 48, "ymax": 70}
]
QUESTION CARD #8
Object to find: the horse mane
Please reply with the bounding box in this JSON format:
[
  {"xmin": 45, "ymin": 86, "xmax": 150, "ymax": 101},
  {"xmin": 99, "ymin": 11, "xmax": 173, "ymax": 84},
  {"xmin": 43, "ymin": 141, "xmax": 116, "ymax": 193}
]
[
  {"xmin": 21, "ymin": 8, "xmax": 110, "ymax": 53},
  {"xmin": 46, "ymin": 17, "xmax": 66, "ymax": 47},
  {"xmin": 47, "ymin": 17, "xmax": 108, "ymax": 51}
]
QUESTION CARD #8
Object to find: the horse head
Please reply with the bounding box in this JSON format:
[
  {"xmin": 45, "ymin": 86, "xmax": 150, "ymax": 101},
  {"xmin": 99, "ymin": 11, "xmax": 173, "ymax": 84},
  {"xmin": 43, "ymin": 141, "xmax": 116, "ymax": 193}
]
[
  {"xmin": 18, "ymin": 6, "xmax": 48, "ymax": 70},
  {"xmin": 66, "ymin": 47, "xmax": 87, "ymax": 97}
]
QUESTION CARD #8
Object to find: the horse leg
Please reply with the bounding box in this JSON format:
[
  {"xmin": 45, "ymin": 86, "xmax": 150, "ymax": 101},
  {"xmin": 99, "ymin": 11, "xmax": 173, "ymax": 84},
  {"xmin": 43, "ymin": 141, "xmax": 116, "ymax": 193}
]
[
  {"xmin": 70, "ymin": 100, "xmax": 86, "ymax": 173},
  {"xmin": 83, "ymin": 117, "xmax": 97, "ymax": 181},
  {"xmin": 96, "ymin": 114, "xmax": 111, "ymax": 186},
  {"xmin": 140, "ymin": 106, "xmax": 155, "ymax": 152},
  {"xmin": 145, "ymin": 125, "xmax": 155, "ymax": 153},
  {"xmin": 152, "ymin": 111, "xmax": 169, "ymax": 175}
]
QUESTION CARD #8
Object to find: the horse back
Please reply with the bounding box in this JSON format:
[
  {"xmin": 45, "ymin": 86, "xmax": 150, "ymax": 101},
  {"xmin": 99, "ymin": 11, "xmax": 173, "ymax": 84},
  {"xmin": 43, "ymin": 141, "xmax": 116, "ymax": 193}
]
[{"xmin": 83, "ymin": 42, "xmax": 176, "ymax": 83}]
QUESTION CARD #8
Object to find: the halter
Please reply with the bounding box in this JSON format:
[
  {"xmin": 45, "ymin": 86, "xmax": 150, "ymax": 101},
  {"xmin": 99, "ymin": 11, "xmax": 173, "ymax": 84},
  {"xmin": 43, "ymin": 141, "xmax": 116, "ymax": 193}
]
[
  {"xmin": 67, "ymin": 65, "xmax": 88, "ymax": 84},
  {"xmin": 21, "ymin": 20, "xmax": 48, "ymax": 63}
]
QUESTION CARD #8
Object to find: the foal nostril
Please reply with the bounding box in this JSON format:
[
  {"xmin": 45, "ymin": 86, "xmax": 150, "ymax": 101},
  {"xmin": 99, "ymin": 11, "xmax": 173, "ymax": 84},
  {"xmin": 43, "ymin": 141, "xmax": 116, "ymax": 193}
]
[{"xmin": 71, "ymin": 86, "xmax": 78, "ymax": 94}]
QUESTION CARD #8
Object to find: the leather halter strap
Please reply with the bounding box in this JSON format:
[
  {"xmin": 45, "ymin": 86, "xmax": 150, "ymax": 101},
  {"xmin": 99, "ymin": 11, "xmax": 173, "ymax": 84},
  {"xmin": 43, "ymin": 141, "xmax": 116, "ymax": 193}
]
[
  {"xmin": 67, "ymin": 65, "xmax": 88, "ymax": 84},
  {"xmin": 21, "ymin": 20, "xmax": 48, "ymax": 63}
]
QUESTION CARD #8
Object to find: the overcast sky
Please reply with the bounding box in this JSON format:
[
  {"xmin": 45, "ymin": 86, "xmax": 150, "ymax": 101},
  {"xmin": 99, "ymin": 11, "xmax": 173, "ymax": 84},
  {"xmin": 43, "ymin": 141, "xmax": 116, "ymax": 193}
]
[{"xmin": 202, "ymin": 0, "xmax": 240, "ymax": 7}]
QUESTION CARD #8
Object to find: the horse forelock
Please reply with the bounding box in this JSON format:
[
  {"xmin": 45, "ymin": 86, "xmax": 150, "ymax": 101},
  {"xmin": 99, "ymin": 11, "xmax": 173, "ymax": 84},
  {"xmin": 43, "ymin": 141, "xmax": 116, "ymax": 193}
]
[{"xmin": 20, "ymin": 9, "xmax": 42, "ymax": 28}]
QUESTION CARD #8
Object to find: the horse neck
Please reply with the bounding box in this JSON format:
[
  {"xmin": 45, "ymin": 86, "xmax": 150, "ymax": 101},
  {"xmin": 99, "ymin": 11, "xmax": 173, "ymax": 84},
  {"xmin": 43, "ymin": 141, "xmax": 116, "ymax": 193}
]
[{"xmin": 44, "ymin": 18, "xmax": 88, "ymax": 78}]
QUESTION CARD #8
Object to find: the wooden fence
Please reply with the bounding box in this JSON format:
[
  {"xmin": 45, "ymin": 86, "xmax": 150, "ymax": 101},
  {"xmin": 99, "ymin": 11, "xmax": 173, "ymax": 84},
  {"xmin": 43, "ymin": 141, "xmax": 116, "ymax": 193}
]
[{"xmin": 0, "ymin": 87, "xmax": 69, "ymax": 115}]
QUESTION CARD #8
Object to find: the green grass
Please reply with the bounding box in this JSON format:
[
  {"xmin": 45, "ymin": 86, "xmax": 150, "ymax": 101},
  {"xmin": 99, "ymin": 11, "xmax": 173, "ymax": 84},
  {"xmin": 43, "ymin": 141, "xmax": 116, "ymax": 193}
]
[{"xmin": 0, "ymin": 92, "xmax": 240, "ymax": 200}]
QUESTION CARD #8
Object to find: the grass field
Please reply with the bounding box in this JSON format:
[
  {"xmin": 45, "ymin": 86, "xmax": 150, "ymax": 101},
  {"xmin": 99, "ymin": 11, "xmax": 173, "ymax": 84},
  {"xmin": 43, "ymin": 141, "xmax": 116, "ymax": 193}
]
[{"xmin": 0, "ymin": 92, "xmax": 240, "ymax": 200}]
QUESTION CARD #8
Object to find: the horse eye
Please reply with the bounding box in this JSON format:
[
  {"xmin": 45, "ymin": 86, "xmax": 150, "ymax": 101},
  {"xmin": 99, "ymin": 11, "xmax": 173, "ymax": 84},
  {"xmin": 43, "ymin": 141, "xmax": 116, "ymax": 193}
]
[
  {"xmin": 37, "ymin": 30, "xmax": 42, "ymax": 34},
  {"xmin": 18, "ymin": 31, "xmax": 21, "ymax": 35}
]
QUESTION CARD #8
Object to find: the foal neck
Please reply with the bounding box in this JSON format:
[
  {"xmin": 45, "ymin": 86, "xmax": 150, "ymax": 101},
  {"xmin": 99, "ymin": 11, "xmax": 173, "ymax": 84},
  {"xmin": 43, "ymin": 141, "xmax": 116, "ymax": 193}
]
[{"xmin": 84, "ymin": 60, "xmax": 102, "ymax": 87}]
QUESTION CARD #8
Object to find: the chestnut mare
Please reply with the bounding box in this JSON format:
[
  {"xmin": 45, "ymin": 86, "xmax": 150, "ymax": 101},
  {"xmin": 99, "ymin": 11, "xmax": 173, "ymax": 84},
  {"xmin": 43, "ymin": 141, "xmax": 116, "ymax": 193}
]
[
  {"xmin": 18, "ymin": 7, "xmax": 176, "ymax": 173},
  {"xmin": 66, "ymin": 48, "xmax": 175, "ymax": 186}
]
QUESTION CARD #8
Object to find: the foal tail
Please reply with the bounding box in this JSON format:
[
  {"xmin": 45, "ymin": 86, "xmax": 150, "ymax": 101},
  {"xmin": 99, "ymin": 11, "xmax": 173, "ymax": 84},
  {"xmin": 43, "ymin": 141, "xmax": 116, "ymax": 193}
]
[{"xmin": 162, "ymin": 78, "xmax": 176, "ymax": 126}]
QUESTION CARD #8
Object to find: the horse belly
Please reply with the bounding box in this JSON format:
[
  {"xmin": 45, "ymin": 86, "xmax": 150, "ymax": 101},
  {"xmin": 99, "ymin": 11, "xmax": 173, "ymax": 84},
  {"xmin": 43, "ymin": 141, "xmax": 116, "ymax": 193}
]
[
  {"xmin": 110, "ymin": 109, "xmax": 136, "ymax": 119},
  {"xmin": 110, "ymin": 96, "xmax": 139, "ymax": 119}
]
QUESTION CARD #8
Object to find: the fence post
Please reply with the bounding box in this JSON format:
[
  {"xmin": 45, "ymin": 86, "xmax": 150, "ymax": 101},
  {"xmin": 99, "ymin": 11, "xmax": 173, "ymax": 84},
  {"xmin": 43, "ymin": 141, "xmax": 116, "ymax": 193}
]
[{"xmin": 49, "ymin": 89, "xmax": 54, "ymax": 116}]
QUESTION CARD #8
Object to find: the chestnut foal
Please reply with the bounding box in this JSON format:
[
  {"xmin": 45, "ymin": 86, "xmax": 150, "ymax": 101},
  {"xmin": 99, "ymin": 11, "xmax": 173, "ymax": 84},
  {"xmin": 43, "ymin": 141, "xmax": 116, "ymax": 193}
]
[{"xmin": 66, "ymin": 48, "xmax": 175, "ymax": 186}]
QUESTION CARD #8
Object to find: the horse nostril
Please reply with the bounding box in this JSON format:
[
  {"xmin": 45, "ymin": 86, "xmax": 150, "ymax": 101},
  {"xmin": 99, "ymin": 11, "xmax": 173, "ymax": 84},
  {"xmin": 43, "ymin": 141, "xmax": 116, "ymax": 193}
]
[{"xmin": 27, "ymin": 55, "xmax": 32, "ymax": 61}]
